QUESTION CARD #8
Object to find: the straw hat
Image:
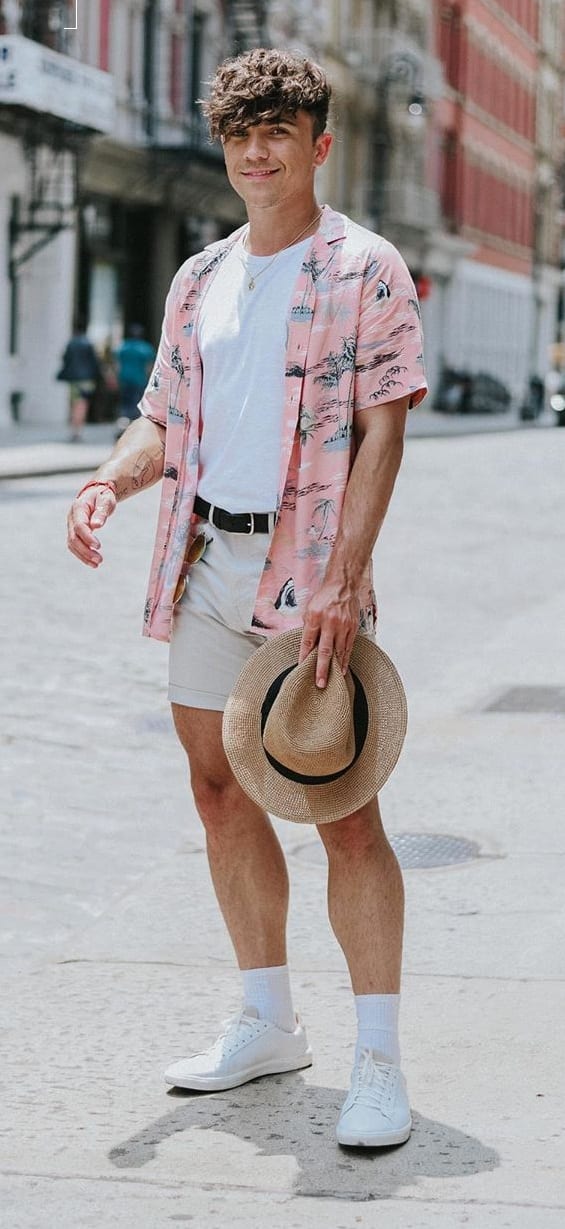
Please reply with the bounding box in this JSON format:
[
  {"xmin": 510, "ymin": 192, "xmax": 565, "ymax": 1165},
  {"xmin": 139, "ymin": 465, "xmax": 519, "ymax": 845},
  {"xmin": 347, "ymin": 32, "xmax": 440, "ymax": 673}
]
[{"xmin": 222, "ymin": 629, "xmax": 407, "ymax": 824}]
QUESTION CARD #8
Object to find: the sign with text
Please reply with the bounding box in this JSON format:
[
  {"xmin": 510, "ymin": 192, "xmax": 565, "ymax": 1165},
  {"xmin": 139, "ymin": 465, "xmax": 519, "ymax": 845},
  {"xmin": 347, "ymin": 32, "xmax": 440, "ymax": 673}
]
[{"xmin": 0, "ymin": 35, "xmax": 114, "ymax": 133}]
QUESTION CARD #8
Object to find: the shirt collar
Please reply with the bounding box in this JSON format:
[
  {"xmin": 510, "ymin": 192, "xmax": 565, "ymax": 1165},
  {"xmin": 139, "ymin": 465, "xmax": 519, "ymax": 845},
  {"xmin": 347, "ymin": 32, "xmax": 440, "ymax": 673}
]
[{"xmin": 203, "ymin": 204, "xmax": 347, "ymax": 258}]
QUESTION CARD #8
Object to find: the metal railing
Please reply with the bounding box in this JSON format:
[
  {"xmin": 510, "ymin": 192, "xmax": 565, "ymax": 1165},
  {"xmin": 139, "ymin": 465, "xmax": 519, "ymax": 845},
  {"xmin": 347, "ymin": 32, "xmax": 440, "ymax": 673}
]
[{"xmin": 225, "ymin": 0, "xmax": 270, "ymax": 53}]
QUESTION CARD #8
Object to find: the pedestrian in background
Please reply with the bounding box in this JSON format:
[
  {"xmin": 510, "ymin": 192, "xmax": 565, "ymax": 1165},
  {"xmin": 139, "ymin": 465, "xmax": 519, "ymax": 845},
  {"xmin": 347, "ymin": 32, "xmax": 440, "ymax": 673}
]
[
  {"xmin": 113, "ymin": 324, "xmax": 156, "ymax": 438},
  {"xmin": 67, "ymin": 49, "xmax": 427, "ymax": 1150},
  {"xmin": 57, "ymin": 320, "xmax": 101, "ymax": 443}
]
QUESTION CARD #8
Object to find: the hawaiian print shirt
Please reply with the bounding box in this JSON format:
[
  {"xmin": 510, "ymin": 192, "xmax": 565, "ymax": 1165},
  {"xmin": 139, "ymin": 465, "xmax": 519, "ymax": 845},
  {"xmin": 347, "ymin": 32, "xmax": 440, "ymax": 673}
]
[{"xmin": 139, "ymin": 205, "xmax": 427, "ymax": 642}]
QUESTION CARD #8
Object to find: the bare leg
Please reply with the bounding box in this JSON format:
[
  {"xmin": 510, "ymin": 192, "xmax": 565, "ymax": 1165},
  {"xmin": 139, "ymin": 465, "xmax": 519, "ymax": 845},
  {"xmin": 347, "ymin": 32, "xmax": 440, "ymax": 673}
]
[
  {"xmin": 70, "ymin": 394, "xmax": 89, "ymax": 437},
  {"xmin": 172, "ymin": 703, "xmax": 290, "ymax": 970},
  {"xmin": 317, "ymin": 797, "xmax": 404, "ymax": 994}
]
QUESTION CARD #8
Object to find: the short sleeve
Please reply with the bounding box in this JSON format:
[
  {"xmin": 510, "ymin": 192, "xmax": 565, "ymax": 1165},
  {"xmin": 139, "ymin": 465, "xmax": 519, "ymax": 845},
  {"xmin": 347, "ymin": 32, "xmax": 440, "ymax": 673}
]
[
  {"xmin": 137, "ymin": 270, "xmax": 181, "ymax": 426},
  {"xmin": 354, "ymin": 240, "xmax": 428, "ymax": 412}
]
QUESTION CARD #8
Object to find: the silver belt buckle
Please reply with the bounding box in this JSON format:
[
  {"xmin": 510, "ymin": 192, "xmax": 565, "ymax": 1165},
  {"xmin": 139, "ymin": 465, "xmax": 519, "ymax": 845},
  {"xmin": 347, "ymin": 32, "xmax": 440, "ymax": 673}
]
[{"xmin": 245, "ymin": 512, "xmax": 255, "ymax": 534}]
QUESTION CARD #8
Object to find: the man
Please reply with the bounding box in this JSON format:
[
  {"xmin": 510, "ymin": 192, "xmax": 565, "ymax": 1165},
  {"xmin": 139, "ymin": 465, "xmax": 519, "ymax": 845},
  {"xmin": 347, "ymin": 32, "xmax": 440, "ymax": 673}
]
[
  {"xmin": 57, "ymin": 319, "xmax": 101, "ymax": 443},
  {"xmin": 67, "ymin": 49, "xmax": 427, "ymax": 1148},
  {"xmin": 113, "ymin": 324, "xmax": 157, "ymax": 437}
]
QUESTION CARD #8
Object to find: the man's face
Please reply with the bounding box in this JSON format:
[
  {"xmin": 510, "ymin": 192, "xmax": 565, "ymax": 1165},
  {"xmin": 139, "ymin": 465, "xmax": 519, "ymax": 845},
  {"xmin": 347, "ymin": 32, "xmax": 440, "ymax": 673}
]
[{"xmin": 222, "ymin": 109, "xmax": 332, "ymax": 208}]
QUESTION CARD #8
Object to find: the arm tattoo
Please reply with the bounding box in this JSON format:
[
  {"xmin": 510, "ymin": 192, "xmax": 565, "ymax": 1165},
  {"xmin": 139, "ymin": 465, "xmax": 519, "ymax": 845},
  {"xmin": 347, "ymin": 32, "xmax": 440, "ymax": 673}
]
[{"xmin": 132, "ymin": 451, "xmax": 156, "ymax": 489}]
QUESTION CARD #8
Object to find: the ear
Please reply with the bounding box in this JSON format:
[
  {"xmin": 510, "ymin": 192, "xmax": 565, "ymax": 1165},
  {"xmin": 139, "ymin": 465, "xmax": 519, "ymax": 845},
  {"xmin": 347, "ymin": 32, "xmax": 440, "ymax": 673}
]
[{"xmin": 313, "ymin": 132, "xmax": 333, "ymax": 168}]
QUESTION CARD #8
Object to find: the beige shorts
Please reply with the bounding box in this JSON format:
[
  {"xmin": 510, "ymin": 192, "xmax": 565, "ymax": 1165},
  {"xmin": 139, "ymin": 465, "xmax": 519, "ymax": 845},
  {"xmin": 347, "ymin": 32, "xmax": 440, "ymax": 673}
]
[{"xmin": 168, "ymin": 516, "xmax": 270, "ymax": 710}]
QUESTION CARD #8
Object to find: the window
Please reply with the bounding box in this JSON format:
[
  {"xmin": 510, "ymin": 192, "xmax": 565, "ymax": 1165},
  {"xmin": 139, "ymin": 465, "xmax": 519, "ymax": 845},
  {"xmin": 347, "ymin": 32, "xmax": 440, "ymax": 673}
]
[
  {"xmin": 21, "ymin": 0, "xmax": 71, "ymax": 51},
  {"xmin": 441, "ymin": 131, "xmax": 459, "ymax": 227},
  {"xmin": 143, "ymin": 0, "xmax": 157, "ymax": 137},
  {"xmin": 0, "ymin": 1, "xmax": 20, "ymax": 34},
  {"xmin": 439, "ymin": 4, "xmax": 462, "ymax": 91},
  {"xmin": 99, "ymin": 0, "xmax": 111, "ymax": 72},
  {"xmin": 188, "ymin": 8, "xmax": 206, "ymax": 116}
]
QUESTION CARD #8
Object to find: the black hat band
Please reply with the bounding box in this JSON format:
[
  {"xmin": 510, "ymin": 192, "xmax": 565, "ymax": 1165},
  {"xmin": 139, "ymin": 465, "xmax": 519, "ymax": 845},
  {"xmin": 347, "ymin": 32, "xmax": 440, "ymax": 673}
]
[{"xmin": 260, "ymin": 664, "xmax": 369, "ymax": 786}]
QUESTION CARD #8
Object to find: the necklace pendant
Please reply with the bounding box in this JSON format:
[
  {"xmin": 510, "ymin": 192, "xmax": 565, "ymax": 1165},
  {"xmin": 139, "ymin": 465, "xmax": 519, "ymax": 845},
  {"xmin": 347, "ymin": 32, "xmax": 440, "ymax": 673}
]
[{"xmin": 248, "ymin": 277, "xmax": 255, "ymax": 291}]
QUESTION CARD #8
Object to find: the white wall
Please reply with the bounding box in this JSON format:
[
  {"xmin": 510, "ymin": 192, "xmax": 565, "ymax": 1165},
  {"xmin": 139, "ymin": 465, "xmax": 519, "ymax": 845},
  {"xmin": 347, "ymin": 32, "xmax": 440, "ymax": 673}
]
[
  {"xmin": 442, "ymin": 260, "xmax": 557, "ymax": 404},
  {"xmin": 419, "ymin": 285, "xmax": 445, "ymax": 404},
  {"xmin": 0, "ymin": 134, "xmax": 76, "ymax": 426},
  {"xmin": 17, "ymin": 225, "xmax": 76, "ymax": 425}
]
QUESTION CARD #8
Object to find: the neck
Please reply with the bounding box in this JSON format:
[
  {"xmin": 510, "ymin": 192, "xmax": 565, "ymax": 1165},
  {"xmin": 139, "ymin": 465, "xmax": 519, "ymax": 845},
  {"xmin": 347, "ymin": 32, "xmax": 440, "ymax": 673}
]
[{"xmin": 245, "ymin": 197, "xmax": 322, "ymax": 256}]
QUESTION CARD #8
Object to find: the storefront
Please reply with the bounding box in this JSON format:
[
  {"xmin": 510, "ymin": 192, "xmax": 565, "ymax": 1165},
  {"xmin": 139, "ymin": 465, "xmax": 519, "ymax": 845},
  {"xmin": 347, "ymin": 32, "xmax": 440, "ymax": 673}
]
[{"xmin": 0, "ymin": 30, "xmax": 114, "ymax": 425}]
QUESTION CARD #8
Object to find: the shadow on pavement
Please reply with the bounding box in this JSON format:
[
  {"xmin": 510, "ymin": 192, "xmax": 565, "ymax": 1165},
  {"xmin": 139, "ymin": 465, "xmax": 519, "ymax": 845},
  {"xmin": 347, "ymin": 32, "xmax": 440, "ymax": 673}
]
[{"xmin": 108, "ymin": 1073, "xmax": 499, "ymax": 1199}]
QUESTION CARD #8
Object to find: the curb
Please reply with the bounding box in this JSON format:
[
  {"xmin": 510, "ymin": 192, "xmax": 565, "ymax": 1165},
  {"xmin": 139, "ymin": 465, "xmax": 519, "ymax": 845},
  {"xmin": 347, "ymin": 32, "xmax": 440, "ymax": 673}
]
[
  {"xmin": 0, "ymin": 417, "xmax": 554, "ymax": 482},
  {"xmin": 0, "ymin": 463, "xmax": 104, "ymax": 482}
]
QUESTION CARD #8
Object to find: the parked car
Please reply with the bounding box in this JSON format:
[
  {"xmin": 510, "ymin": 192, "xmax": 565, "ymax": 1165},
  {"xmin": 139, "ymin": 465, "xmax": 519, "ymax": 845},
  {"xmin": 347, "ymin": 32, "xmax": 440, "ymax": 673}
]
[
  {"xmin": 435, "ymin": 368, "xmax": 512, "ymax": 415},
  {"xmin": 470, "ymin": 372, "xmax": 512, "ymax": 414},
  {"xmin": 434, "ymin": 367, "xmax": 472, "ymax": 414},
  {"xmin": 519, "ymin": 376, "xmax": 544, "ymax": 421},
  {"xmin": 549, "ymin": 389, "xmax": 565, "ymax": 427}
]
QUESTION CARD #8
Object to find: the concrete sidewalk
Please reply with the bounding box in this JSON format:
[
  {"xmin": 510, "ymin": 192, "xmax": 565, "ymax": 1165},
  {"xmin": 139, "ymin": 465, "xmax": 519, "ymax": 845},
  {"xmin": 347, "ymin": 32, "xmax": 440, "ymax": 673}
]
[
  {"xmin": 0, "ymin": 407, "xmax": 555, "ymax": 479},
  {"xmin": 0, "ymin": 422, "xmax": 117, "ymax": 480},
  {"xmin": 1, "ymin": 431, "xmax": 564, "ymax": 1226}
]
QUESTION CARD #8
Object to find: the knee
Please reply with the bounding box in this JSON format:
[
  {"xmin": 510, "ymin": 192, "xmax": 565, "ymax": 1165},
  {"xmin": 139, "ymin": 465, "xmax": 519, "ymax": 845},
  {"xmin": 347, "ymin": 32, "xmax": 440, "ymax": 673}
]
[
  {"xmin": 190, "ymin": 772, "xmax": 238, "ymax": 836},
  {"xmin": 319, "ymin": 808, "xmax": 386, "ymax": 861}
]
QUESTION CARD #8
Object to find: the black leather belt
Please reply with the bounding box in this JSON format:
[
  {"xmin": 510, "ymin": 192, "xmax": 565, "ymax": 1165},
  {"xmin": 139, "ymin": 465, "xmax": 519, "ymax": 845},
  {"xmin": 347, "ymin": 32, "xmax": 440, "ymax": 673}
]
[{"xmin": 194, "ymin": 494, "xmax": 275, "ymax": 534}]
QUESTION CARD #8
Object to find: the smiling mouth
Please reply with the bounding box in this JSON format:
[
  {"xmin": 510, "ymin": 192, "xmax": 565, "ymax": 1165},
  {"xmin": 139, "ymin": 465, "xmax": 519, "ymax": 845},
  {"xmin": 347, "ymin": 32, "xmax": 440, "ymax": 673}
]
[{"xmin": 241, "ymin": 169, "xmax": 279, "ymax": 178}]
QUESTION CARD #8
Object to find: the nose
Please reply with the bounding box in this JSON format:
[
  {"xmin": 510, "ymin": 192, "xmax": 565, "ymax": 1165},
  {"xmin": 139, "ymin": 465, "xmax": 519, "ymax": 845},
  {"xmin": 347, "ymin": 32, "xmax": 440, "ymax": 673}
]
[{"xmin": 244, "ymin": 129, "xmax": 269, "ymax": 161}]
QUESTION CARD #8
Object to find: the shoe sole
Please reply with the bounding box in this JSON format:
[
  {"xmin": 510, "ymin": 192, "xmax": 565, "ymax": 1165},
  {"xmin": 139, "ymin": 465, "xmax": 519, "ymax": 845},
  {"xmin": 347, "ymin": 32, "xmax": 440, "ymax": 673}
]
[
  {"xmin": 165, "ymin": 1050, "xmax": 313, "ymax": 1091},
  {"xmin": 336, "ymin": 1118, "xmax": 412, "ymax": 1148}
]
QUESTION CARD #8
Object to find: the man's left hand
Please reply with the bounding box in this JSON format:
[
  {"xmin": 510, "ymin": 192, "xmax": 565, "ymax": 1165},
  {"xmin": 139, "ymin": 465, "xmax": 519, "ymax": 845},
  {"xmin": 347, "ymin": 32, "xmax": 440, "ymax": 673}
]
[{"xmin": 298, "ymin": 581, "xmax": 360, "ymax": 688}]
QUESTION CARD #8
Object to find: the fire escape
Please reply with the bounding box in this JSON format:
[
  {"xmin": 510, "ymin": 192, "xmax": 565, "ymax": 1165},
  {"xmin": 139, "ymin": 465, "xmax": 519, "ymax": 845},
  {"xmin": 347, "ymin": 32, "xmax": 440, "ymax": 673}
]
[
  {"xmin": 153, "ymin": 0, "xmax": 271, "ymax": 174},
  {"xmin": 224, "ymin": 0, "xmax": 270, "ymax": 53}
]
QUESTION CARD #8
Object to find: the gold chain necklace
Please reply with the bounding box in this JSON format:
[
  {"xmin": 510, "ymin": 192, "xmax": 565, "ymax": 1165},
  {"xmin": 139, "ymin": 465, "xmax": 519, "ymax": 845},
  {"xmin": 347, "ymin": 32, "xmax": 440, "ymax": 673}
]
[{"xmin": 241, "ymin": 208, "xmax": 323, "ymax": 291}]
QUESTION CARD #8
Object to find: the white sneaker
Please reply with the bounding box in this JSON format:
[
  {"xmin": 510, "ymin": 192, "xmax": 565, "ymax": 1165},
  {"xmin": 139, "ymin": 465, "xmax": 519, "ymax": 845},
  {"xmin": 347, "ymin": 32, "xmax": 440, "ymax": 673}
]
[
  {"xmin": 164, "ymin": 1006, "xmax": 313, "ymax": 1091},
  {"xmin": 336, "ymin": 1049, "xmax": 412, "ymax": 1147}
]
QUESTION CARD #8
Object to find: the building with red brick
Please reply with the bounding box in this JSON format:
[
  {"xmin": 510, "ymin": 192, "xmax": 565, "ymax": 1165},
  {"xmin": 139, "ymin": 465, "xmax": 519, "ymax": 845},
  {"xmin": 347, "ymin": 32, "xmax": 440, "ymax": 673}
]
[
  {"xmin": 426, "ymin": 0, "xmax": 564, "ymax": 404},
  {"xmin": 3, "ymin": 2, "xmax": 563, "ymax": 425}
]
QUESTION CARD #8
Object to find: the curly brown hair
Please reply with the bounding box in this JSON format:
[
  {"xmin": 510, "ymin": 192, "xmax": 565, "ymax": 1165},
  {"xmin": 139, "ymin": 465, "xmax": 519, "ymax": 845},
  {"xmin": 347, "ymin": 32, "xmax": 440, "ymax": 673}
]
[{"xmin": 202, "ymin": 48, "xmax": 331, "ymax": 141}]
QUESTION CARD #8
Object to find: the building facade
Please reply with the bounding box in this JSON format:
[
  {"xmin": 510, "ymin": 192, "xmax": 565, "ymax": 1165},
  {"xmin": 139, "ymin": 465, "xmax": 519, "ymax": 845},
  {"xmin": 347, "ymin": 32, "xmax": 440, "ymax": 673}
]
[
  {"xmin": 2, "ymin": 0, "xmax": 563, "ymax": 425},
  {"xmin": 267, "ymin": 0, "xmax": 443, "ymax": 387},
  {"xmin": 0, "ymin": 0, "xmax": 115, "ymax": 424},
  {"xmin": 0, "ymin": 1, "xmax": 262, "ymax": 427},
  {"xmin": 78, "ymin": 0, "xmax": 258, "ymax": 361},
  {"xmin": 430, "ymin": 0, "xmax": 564, "ymax": 404}
]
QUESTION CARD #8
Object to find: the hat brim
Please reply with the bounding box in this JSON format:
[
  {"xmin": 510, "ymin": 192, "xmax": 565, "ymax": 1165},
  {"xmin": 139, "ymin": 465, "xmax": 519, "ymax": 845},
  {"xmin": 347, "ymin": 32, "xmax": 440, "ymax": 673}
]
[{"xmin": 222, "ymin": 629, "xmax": 407, "ymax": 824}]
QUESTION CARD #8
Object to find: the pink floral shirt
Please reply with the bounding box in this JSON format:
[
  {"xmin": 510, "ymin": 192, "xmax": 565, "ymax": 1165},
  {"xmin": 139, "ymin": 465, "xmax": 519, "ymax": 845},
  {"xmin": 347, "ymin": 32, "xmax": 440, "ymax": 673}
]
[{"xmin": 139, "ymin": 205, "xmax": 427, "ymax": 642}]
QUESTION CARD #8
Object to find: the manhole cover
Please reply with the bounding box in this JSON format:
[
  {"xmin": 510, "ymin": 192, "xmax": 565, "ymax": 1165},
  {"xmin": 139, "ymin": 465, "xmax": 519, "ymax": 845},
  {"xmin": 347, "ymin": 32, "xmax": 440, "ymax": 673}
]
[
  {"xmin": 293, "ymin": 833, "xmax": 481, "ymax": 870},
  {"xmin": 485, "ymin": 686, "xmax": 565, "ymax": 714}
]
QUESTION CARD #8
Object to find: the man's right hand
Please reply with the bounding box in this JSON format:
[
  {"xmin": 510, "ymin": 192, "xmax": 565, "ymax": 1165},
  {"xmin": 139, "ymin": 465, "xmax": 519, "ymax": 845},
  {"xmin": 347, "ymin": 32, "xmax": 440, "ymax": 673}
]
[{"xmin": 67, "ymin": 483, "xmax": 117, "ymax": 568}]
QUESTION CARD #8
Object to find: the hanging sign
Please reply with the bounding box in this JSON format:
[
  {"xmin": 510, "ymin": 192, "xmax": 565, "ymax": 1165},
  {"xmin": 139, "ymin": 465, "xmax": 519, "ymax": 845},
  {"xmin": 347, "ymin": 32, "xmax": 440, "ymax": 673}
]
[{"xmin": 0, "ymin": 35, "xmax": 115, "ymax": 133}]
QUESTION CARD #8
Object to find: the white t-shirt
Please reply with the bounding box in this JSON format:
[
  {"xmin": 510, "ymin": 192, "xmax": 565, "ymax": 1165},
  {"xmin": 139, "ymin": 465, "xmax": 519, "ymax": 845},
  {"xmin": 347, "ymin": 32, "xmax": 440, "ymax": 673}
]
[{"xmin": 196, "ymin": 233, "xmax": 312, "ymax": 513}]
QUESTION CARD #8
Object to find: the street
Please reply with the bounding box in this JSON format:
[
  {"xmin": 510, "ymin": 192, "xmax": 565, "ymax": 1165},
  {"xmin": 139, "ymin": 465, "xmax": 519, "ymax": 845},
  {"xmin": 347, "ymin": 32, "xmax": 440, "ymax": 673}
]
[{"xmin": 1, "ymin": 427, "xmax": 564, "ymax": 1227}]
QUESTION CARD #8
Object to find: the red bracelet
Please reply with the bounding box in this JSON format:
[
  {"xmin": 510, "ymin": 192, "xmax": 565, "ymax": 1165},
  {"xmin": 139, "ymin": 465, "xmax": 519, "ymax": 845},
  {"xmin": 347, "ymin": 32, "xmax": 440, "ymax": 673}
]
[{"xmin": 76, "ymin": 479, "xmax": 118, "ymax": 500}]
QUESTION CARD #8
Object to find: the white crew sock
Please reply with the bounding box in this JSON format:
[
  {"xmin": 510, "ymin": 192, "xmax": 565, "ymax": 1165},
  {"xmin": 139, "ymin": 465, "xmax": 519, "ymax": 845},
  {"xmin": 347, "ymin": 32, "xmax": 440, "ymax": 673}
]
[
  {"xmin": 241, "ymin": 964, "xmax": 296, "ymax": 1032},
  {"xmin": 354, "ymin": 993, "xmax": 401, "ymax": 1065}
]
